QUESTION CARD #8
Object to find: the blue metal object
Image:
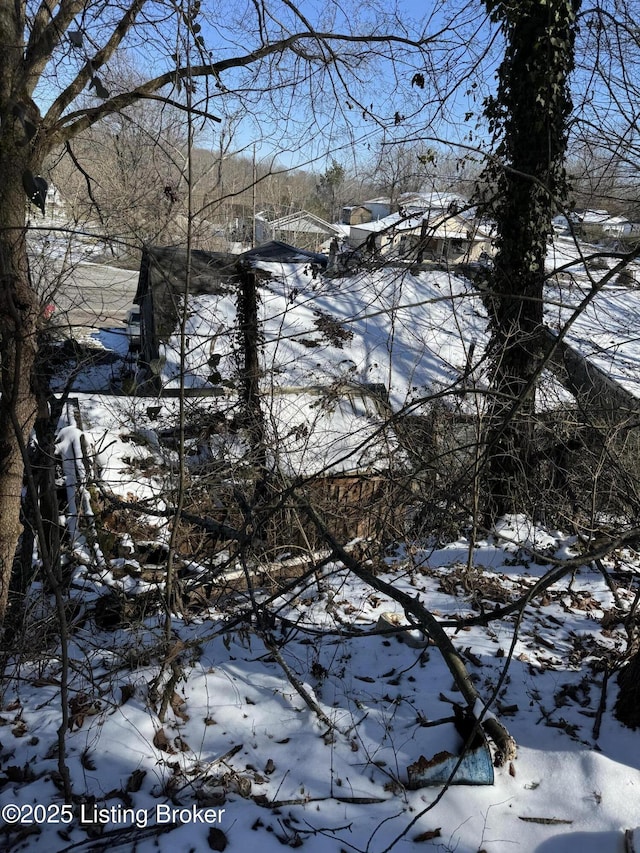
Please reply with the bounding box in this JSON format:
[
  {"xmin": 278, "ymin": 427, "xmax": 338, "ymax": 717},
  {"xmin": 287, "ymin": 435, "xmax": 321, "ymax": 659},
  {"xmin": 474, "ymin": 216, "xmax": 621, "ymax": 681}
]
[{"xmin": 407, "ymin": 739, "xmax": 495, "ymax": 787}]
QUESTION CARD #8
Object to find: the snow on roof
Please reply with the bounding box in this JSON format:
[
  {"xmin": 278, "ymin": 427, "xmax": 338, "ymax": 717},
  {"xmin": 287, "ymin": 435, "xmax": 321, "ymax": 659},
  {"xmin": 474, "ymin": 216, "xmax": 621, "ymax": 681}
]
[
  {"xmin": 579, "ymin": 209, "xmax": 611, "ymax": 224},
  {"xmin": 361, "ymin": 196, "xmax": 392, "ymax": 206},
  {"xmin": 547, "ymin": 278, "xmax": 640, "ymax": 401},
  {"xmin": 266, "ymin": 388, "xmax": 396, "ymax": 476},
  {"xmin": 399, "ymin": 190, "xmax": 467, "ymax": 210},
  {"xmin": 351, "ymin": 211, "xmax": 485, "ymax": 240},
  {"xmin": 160, "ymin": 265, "xmax": 488, "ymax": 414},
  {"xmin": 267, "ymin": 210, "xmax": 342, "ymax": 235},
  {"xmin": 545, "ymin": 236, "xmax": 640, "ymax": 401}
]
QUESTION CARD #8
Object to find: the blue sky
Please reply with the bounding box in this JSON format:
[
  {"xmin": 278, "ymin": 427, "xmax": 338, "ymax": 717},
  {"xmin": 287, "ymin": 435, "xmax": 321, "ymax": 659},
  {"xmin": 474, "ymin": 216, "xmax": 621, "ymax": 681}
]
[
  {"xmin": 34, "ymin": 0, "xmax": 626, "ymax": 185},
  {"xmin": 184, "ymin": 0, "xmax": 499, "ymax": 173}
]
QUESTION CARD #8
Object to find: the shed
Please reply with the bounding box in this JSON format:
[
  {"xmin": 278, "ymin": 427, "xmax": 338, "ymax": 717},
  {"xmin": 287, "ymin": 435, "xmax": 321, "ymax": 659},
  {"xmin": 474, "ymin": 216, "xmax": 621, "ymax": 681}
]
[
  {"xmin": 134, "ymin": 242, "xmax": 329, "ymax": 372},
  {"xmin": 256, "ymin": 210, "xmax": 342, "ymax": 252}
]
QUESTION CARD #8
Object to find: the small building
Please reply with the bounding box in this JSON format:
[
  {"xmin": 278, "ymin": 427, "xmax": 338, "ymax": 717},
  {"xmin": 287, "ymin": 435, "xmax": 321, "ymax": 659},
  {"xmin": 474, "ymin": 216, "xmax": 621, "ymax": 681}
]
[
  {"xmin": 133, "ymin": 242, "xmax": 329, "ymax": 378},
  {"xmin": 359, "ymin": 197, "xmax": 393, "ymax": 221},
  {"xmin": 255, "ymin": 210, "xmax": 343, "ymax": 253},
  {"xmin": 602, "ymin": 216, "xmax": 633, "ymax": 238},
  {"xmin": 341, "ymin": 205, "xmax": 373, "ymax": 226},
  {"xmin": 133, "ymin": 246, "xmax": 238, "ymax": 372}
]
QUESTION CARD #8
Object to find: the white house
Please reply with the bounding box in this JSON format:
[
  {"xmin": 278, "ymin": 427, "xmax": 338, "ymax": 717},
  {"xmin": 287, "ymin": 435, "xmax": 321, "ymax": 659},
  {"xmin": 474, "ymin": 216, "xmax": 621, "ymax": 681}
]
[
  {"xmin": 255, "ymin": 210, "xmax": 342, "ymax": 252},
  {"xmin": 602, "ymin": 216, "xmax": 633, "ymax": 237},
  {"xmin": 348, "ymin": 208, "xmax": 493, "ymax": 264}
]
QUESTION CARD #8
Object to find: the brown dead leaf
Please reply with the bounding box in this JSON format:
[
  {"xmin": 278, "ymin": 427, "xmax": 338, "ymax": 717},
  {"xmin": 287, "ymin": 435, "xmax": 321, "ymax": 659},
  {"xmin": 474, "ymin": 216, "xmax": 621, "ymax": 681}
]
[
  {"xmin": 4, "ymin": 764, "xmax": 34, "ymax": 783},
  {"xmin": 69, "ymin": 693, "xmax": 100, "ymax": 730},
  {"xmin": 81, "ymin": 750, "xmax": 96, "ymax": 771},
  {"xmin": 171, "ymin": 692, "xmax": 190, "ymax": 721},
  {"xmin": 126, "ymin": 769, "xmax": 146, "ymax": 792},
  {"xmin": 11, "ymin": 719, "xmax": 27, "ymax": 738},
  {"xmin": 120, "ymin": 684, "xmax": 136, "ymax": 705},
  {"xmin": 414, "ymin": 828, "xmax": 441, "ymax": 842},
  {"xmin": 153, "ymin": 728, "xmax": 176, "ymax": 754},
  {"xmin": 175, "ymin": 736, "xmax": 191, "ymax": 752}
]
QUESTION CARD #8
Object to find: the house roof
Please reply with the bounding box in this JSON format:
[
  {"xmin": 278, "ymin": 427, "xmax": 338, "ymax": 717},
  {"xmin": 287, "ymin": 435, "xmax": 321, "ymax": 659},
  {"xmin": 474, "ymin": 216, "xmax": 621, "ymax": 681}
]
[
  {"xmin": 398, "ymin": 190, "xmax": 467, "ymax": 212},
  {"xmin": 262, "ymin": 210, "xmax": 343, "ymax": 237},
  {"xmin": 135, "ymin": 243, "xmax": 327, "ymax": 304},
  {"xmin": 158, "ymin": 263, "xmax": 490, "ymax": 414},
  {"xmin": 350, "ymin": 210, "xmax": 489, "ymax": 241},
  {"xmin": 578, "ymin": 209, "xmax": 611, "ymax": 225},
  {"xmin": 134, "ymin": 246, "xmax": 238, "ymax": 342},
  {"xmin": 241, "ymin": 240, "xmax": 328, "ymax": 268}
]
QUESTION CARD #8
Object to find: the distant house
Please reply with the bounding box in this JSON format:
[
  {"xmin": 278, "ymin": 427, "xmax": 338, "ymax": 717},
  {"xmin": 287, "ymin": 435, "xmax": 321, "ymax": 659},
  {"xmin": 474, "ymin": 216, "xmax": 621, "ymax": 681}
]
[
  {"xmin": 348, "ymin": 209, "xmax": 493, "ymax": 264},
  {"xmin": 254, "ymin": 210, "xmax": 342, "ymax": 252},
  {"xmin": 560, "ymin": 209, "xmax": 640, "ymax": 242},
  {"xmin": 602, "ymin": 216, "xmax": 634, "ymax": 238},
  {"xmin": 45, "ymin": 183, "xmax": 66, "ymax": 218},
  {"xmin": 341, "ymin": 205, "xmax": 374, "ymax": 226},
  {"xmin": 397, "ymin": 190, "xmax": 467, "ymax": 216},
  {"xmin": 342, "ymin": 192, "xmax": 469, "ymax": 227}
]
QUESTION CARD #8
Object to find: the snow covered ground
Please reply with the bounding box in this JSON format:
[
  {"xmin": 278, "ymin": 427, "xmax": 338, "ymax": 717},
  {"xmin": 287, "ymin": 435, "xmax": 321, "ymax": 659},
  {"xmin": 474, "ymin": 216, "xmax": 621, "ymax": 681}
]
[
  {"xmin": 1, "ymin": 522, "xmax": 639, "ymax": 853},
  {"xmin": 3, "ymin": 234, "xmax": 640, "ymax": 852}
]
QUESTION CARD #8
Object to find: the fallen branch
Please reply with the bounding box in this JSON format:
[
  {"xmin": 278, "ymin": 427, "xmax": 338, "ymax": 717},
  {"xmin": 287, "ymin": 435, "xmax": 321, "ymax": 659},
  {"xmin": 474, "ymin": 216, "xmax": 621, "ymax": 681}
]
[
  {"xmin": 263, "ymin": 635, "xmax": 345, "ymax": 736},
  {"xmin": 255, "ymin": 794, "xmax": 386, "ymax": 808},
  {"xmin": 300, "ymin": 501, "xmax": 517, "ymax": 766}
]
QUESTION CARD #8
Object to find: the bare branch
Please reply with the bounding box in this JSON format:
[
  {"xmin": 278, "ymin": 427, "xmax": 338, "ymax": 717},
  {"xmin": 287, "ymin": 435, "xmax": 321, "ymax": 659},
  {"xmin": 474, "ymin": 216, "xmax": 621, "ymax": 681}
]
[
  {"xmin": 42, "ymin": 0, "xmax": 147, "ymax": 125},
  {"xmin": 24, "ymin": 0, "xmax": 86, "ymax": 94},
  {"xmin": 45, "ymin": 27, "xmax": 434, "ymax": 143}
]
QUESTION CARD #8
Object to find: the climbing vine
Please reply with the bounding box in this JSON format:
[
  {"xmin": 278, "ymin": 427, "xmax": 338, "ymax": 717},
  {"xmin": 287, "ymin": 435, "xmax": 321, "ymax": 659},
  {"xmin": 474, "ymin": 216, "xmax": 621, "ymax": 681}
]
[{"xmin": 479, "ymin": 0, "xmax": 581, "ymax": 520}]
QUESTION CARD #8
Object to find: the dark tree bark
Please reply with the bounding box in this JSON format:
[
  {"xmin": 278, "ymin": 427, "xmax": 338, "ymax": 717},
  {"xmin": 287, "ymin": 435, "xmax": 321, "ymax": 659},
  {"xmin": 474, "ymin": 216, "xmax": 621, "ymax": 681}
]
[
  {"xmin": 479, "ymin": 0, "xmax": 580, "ymax": 522},
  {"xmin": 0, "ymin": 0, "xmax": 43, "ymax": 620},
  {"xmin": 616, "ymin": 657, "xmax": 640, "ymax": 729},
  {"xmin": 616, "ymin": 613, "xmax": 640, "ymax": 728}
]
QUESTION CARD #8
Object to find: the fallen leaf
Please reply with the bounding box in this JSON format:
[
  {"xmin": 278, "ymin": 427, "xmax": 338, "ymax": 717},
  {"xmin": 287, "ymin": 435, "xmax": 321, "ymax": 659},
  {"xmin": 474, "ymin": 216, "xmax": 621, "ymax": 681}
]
[
  {"xmin": 11, "ymin": 719, "xmax": 27, "ymax": 737},
  {"xmin": 518, "ymin": 816, "xmax": 573, "ymax": 825},
  {"xmin": 153, "ymin": 728, "xmax": 176, "ymax": 754},
  {"xmin": 414, "ymin": 828, "xmax": 441, "ymax": 842},
  {"xmin": 208, "ymin": 827, "xmax": 228, "ymax": 851},
  {"xmin": 120, "ymin": 684, "xmax": 135, "ymax": 705},
  {"xmin": 81, "ymin": 750, "xmax": 96, "ymax": 770},
  {"xmin": 126, "ymin": 769, "xmax": 146, "ymax": 792},
  {"xmin": 171, "ymin": 692, "xmax": 190, "ymax": 721}
]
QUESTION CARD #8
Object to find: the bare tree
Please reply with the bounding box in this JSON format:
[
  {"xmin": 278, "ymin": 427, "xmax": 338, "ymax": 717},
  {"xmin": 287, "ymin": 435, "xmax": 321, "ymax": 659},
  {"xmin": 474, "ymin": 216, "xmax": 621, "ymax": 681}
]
[
  {"xmin": 0, "ymin": 0, "xmax": 443, "ymax": 624},
  {"xmin": 365, "ymin": 139, "xmax": 436, "ymax": 207}
]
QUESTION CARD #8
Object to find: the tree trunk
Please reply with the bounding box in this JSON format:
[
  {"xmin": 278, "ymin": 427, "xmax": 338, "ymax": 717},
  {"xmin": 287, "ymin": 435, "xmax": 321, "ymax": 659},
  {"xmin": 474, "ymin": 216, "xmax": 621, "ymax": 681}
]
[
  {"xmin": 0, "ymin": 1, "xmax": 43, "ymax": 623},
  {"xmin": 480, "ymin": 0, "xmax": 580, "ymax": 523},
  {"xmin": 0, "ymin": 188, "xmax": 41, "ymax": 623},
  {"xmin": 615, "ymin": 617, "xmax": 640, "ymax": 729},
  {"xmin": 616, "ymin": 652, "xmax": 640, "ymax": 729}
]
